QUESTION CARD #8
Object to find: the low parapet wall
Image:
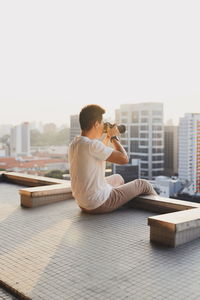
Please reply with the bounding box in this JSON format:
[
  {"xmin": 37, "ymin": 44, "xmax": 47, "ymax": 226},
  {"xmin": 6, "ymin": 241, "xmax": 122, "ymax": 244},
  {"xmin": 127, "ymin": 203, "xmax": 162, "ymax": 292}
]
[
  {"xmin": 2, "ymin": 171, "xmax": 65, "ymax": 186},
  {"xmin": 2, "ymin": 171, "xmax": 73, "ymax": 207},
  {"xmin": 2, "ymin": 171, "xmax": 200, "ymax": 247},
  {"xmin": 132, "ymin": 195, "xmax": 200, "ymax": 247},
  {"xmin": 20, "ymin": 183, "xmax": 72, "ymax": 207},
  {"xmin": 0, "ymin": 171, "xmax": 4, "ymax": 181}
]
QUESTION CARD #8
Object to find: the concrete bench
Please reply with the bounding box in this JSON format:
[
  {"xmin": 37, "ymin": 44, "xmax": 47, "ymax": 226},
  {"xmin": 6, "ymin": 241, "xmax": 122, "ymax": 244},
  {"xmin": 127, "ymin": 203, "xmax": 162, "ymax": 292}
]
[
  {"xmin": 2, "ymin": 172, "xmax": 73, "ymax": 208},
  {"xmin": 148, "ymin": 208, "xmax": 200, "ymax": 247},
  {"xmin": 3, "ymin": 171, "xmax": 65, "ymax": 186},
  {"xmin": 132, "ymin": 194, "xmax": 199, "ymax": 212},
  {"xmin": 2, "ymin": 172, "xmax": 200, "ymax": 247},
  {"xmin": 0, "ymin": 171, "xmax": 4, "ymax": 181},
  {"xmin": 133, "ymin": 195, "xmax": 200, "ymax": 247},
  {"xmin": 20, "ymin": 183, "xmax": 72, "ymax": 207}
]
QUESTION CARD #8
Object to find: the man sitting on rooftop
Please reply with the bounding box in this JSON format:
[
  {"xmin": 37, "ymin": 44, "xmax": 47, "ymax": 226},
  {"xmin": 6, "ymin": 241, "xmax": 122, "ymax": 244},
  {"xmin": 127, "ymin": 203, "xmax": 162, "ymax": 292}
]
[{"xmin": 68, "ymin": 104, "xmax": 157, "ymax": 214}]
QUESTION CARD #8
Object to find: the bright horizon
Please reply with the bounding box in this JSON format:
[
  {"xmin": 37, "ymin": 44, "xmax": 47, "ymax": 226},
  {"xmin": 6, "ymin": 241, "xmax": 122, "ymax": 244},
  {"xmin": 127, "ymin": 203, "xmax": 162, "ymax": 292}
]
[{"xmin": 0, "ymin": 0, "xmax": 200, "ymax": 126}]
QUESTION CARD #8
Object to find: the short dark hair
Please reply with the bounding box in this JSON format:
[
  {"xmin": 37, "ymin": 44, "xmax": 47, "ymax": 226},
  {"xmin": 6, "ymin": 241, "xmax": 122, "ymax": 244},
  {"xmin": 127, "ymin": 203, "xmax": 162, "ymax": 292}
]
[{"xmin": 79, "ymin": 104, "xmax": 105, "ymax": 131}]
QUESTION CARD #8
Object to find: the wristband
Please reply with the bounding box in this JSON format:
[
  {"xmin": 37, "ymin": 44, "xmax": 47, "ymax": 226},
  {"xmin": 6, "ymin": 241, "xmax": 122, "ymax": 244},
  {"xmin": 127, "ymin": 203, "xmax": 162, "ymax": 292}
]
[{"xmin": 110, "ymin": 136, "xmax": 119, "ymax": 143}]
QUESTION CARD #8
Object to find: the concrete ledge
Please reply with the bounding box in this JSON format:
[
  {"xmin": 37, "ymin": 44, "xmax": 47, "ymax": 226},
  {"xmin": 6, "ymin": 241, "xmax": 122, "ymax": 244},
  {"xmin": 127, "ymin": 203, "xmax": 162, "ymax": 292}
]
[
  {"xmin": 21, "ymin": 191, "xmax": 73, "ymax": 208},
  {"xmin": 3, "ymin": 171, "xmax": 65, "ymax": 186},
  {"xmin": 140, "ymin": 196, "xmax": 200, "ymax": 247},
  {"xmin": 133, "ymin": 194, "xmax": 199, "ymax": 213},
  {"xmin": 0, "ymin": 171, "xmax": 5, "ymax": 182},
  {"xmin": 19, "ymin": 183, "xmax": 71, "ymax": 197},
  {"xmin": 0, "ymin": 279, "xmax": 30, "ymax": 300},
  {"xmin": 2, "ymin": 172, "xmax": 73, "ymax": 208},
  {"xmin": 2, "ymin": 171, "xmax": 200, "ymax": 247},
  {"xmin": 20, "ymin": 183, "xmax": 73, "ymax": 207},
  {"xmin": 148, "ymin": 207, "xmax": 200, "ymax": 231},
  {"xmin": 150, "ymin": 224, "xmax": 200, "ymax": 247}
]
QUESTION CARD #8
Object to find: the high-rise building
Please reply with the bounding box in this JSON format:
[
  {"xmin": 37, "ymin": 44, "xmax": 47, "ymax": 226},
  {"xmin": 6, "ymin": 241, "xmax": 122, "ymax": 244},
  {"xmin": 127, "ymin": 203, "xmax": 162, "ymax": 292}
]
[
  {"xmin": 179, "ymin": 113, "xmax": 200, "ymax": 195},
  {"xmin": 164, "ymin": 125, "xmax": 179, "ymax": 176},
  {"xmin": 69, "ymin": 115, "xmax": 81, "ymax": 142},
  {"xmin": 114, "ymin": 164, "xmax": 139, "ymax": 183},
  {"xmin": 115, "ymin": 103, "xmax": 164, "ymax": 180},
  {"xmin": 10, "ymin": 122, "xmax": 30, "ymax": 157}
]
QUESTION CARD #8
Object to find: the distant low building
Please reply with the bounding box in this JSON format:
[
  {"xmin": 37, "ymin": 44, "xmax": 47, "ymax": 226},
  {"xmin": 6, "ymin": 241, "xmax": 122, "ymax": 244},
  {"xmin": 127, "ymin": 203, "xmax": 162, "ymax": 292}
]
[
  {"xmin": 0, "ymin": 149, "xmax": 6, "ymax": 158},
  {"xmin": 150, "ymin": 176, "xmax": 183, "ymax": 198},
  {"xmin": 0, "ymin": 156, "xmax": 68, "ymax": 175},
  {"xmin": 0, "ymin": 143, "xmax": 9, "ymax": 158},
  {"xmin": 31, "ymin": 146, "xmax": 68, "ymax": 156},
  {"xmin": 113, "ymin": 164, "xmax": 139, "ymax": 183}
]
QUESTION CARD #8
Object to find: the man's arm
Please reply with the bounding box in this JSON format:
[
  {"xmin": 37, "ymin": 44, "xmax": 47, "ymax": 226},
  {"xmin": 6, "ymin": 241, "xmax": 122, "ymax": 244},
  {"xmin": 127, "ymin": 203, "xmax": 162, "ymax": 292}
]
[
  {"xmin": 106, "ymin": 138, "xmax": 129, "ymax": 165},
  {"xmin": 105, "ymin": 125, "xmax": 129, "ymax": 165}
]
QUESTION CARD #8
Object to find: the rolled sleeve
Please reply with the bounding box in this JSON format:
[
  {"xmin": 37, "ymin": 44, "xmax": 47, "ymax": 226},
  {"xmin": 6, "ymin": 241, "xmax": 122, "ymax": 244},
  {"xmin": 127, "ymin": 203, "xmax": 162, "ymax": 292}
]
[{"xmin": 89, "ymin": 140, "xmax": 113, "ymax": 160}]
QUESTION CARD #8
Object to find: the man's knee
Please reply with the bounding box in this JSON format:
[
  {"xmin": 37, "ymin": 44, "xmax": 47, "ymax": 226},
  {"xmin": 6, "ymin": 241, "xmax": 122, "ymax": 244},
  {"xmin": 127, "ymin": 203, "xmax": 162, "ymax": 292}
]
[
  {"xmin": 136, "ymin": 178, "xmax": 156, "ymax": 194},
  {"xmin": 135, "ymin": 178, "xmax": 151, "ymax": 188},
  {"xmin": 134, "ymin": 178, "xmax": 145, "ymax": 184},
  {"xmin": 116, "ymin": 174, "xmax": 125, "ymax": 185}
]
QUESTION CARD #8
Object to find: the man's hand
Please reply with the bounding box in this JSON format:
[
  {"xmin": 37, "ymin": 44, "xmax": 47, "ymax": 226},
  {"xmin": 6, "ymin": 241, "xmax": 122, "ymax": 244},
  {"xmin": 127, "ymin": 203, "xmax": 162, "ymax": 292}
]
[{"xmin": 107, "ymin": 124, "xmax": 120, "ymax": 139}]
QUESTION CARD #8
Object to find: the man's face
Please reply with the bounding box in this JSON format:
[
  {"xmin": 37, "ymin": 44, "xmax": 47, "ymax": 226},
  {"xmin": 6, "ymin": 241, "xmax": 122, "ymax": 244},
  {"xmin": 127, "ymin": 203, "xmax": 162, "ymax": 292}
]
[{"xmin": 95, "ymin": 119, "xmax": 104, "ymax": 138}]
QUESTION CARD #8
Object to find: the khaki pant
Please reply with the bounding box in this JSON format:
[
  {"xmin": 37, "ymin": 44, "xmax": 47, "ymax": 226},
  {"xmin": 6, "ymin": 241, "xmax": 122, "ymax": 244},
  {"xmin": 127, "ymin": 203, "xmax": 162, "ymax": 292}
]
[{"xmin": 81, "ymin": 174, "xmax": 157, "ymax": 214}]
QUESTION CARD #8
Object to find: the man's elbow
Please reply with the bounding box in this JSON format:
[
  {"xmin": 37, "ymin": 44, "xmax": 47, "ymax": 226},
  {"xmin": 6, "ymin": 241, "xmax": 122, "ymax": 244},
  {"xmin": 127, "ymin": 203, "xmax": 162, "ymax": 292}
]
[{"xmin": 119, "ymin": 156, "xmax": 129, "ymax": 165}]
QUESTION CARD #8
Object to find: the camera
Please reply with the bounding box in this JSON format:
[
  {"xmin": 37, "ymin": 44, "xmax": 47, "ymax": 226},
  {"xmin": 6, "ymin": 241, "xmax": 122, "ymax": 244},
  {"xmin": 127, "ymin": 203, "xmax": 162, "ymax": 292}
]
[{"xmin": 103, "ymin": 122, "xmax": 126, "ymax": 134}]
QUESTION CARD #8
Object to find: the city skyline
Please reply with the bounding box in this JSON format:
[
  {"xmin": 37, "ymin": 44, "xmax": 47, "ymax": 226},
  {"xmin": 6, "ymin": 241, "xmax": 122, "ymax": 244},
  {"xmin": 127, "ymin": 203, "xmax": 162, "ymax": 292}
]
[
  {"xmin": 0, "ymin": 100, "xmax": 199, "ymax": 128},
  {"xmin": 1, "ymin": 1, "xmax": 200, "ymax": 126}
]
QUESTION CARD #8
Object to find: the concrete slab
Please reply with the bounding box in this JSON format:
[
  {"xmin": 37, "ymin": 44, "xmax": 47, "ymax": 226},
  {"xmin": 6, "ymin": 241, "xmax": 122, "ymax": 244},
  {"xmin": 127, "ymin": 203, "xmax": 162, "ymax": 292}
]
[{"xmin": 1, "ymin": 182, "xmax": 200, "ymax": 299}]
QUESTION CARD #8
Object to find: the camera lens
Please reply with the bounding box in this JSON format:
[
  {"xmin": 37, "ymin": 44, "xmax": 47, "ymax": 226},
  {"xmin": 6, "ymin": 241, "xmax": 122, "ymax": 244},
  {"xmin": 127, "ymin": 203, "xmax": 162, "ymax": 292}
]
[
  {"xmin": 103, "ymin": 122, "xmax": 126, "ymax": 134},
  {"xmin": 117, "ymin": 124, "xmax": 126, "ymax": 134}
]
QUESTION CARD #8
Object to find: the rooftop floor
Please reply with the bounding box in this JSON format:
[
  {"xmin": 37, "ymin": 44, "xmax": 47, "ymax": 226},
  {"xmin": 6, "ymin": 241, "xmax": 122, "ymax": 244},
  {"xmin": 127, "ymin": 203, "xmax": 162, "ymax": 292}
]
[{"xmin": 1, "ymin": 182, "xmax": 200, "ymax": 299}]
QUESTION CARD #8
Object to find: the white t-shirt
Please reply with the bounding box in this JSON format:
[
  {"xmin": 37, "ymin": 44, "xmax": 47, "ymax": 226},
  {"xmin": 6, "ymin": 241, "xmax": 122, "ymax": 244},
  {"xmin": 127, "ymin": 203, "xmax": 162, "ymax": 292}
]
[{"xmin": 68, "ymin": 136, "xmax": 113, "ymax": 210}]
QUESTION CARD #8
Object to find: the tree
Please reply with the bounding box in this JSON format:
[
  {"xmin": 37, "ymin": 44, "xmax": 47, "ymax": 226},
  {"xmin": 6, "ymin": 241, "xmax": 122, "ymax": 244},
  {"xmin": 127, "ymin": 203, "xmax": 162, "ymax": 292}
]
[
  {"xmin": 30, "ymin": 129, "xmax": 42, "ymax": 146},
  {"xmin": 0, "ymin": 134, "xmax": 10, "ymax": 144},
  {"xmin": 30, "ymin": 127, "xmax": 69, "ymax": 146},
  {"xmin": 45, "ymin": 169, "xmax": 65, "ymax": 179}
]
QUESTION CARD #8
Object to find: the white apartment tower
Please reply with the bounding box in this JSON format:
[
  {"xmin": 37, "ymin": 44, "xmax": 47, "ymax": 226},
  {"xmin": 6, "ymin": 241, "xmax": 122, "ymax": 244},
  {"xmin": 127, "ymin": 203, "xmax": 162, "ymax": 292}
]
[
  {"xmin": 179, "ymin": 113, "xmax": 200, "ymax": 195},
  {"xmin": 116, "ymin": 103, "xmax": 164, "ymax": 180},
  {"xmin": 10, "ymin": 122, "xmax": 30, "ymax": 156},
  {"xmin": 69, "ymin": 115, "xmax": 81, "ymax": 142}
]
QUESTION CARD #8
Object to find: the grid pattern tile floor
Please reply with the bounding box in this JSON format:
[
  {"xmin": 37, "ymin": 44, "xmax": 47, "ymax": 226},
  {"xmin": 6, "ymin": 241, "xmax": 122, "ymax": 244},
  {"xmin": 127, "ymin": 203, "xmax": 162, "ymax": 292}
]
[
  {"xmin": 1, "ymin": 182, "xmax": 200, "ymax": 300},
  {"xmin": 0, "ymin": 287, "xmax": 17, "ymax": 300}
]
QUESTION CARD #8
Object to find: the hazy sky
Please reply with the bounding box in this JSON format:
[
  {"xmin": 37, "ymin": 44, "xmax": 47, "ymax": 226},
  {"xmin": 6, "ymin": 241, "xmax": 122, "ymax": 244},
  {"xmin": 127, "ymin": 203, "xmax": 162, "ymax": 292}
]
[{"xmin": 0, "ymin": 0, "xmax": 200, "ymax": 126}]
